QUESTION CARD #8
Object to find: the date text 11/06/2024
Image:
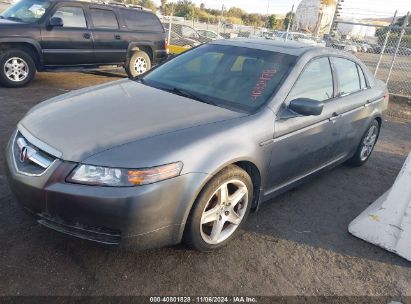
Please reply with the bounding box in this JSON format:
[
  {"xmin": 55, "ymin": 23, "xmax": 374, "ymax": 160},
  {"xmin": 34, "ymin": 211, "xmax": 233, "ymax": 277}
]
[{"xmin": 149, "ymin": 296, "xmax": 258, "ymax": 303}]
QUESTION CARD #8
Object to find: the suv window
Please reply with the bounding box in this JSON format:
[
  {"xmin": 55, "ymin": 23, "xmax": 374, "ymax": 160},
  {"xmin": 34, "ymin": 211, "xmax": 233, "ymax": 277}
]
[
  {"xmin": 357, "ymin": 64, "xmax": 367, "ymax": 89},
  {"xmin": 52, "ymin": 6, "xmax": 86, "ymax": 28},
  {"xmin": 90, "ymin": 9, "xmax": 118, "ymax": 29},
  {"xmin": 288, "ymin": 57, "xmax": 334, "ymax": 102},
  {"xmin": 120, "ymin": 9, "xmax": 161, "ymax": 30},
  {"xmin": 332, "ymin": 57, "xmax": 361, "ymax": 95}
]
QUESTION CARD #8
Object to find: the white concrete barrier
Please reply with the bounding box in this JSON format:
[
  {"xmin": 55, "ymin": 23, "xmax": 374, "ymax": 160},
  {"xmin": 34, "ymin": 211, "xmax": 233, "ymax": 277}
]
[{"xmin": 349, "ymin": 152, "xmax": 411, "ymax": 261}]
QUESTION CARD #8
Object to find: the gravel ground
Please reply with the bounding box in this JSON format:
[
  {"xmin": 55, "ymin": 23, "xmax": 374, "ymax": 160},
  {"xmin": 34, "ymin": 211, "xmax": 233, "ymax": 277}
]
[{"xmin": 0, "ymin": 71, "xmax": 411, "ymax": 299}]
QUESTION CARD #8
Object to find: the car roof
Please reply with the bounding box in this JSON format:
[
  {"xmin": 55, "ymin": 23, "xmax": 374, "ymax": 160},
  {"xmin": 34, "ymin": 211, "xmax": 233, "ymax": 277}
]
[
  {"xmin": 211, "ymin": 38, "xmax": 353, "ymax": 58},
  {"xmin": 49, "ymin": 0, "xmax": 153, "ymax": 12}
]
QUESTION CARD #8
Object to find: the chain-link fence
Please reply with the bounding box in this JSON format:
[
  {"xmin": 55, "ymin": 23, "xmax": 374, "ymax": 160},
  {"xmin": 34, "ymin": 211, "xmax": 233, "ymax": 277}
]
[{"xmin": 329, "ymin": 19, "xmax": 411, "ymax": 98}]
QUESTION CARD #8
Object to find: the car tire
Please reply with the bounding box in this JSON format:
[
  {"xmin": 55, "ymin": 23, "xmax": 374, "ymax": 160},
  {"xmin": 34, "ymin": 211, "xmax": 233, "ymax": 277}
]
[
  {"xmin": 184, "ymin": 165, "xmax": 253, "ymax": 252},
  {"xmin": 346, "ymin": 120, "xmax": 380, "ymax": 167},
  {"xmin": 0, "ymin": 49, "xmax": 36, "ymax": 87},
  {"xmin": 125, "ymin": 50, "xmax": 151, "ymax": 79}
]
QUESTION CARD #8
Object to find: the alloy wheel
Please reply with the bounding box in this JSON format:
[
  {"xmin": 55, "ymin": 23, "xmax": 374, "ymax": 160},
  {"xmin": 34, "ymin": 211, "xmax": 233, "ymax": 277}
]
[
  {"xmin": 4, "ymin": 57, "xmax": 29, "ymax": 82},
  {"xmin": 360, "ymin": 125, "xmax": 378, "ymax": 161},
  {"xmin": 133, "ymin": 57, "xmax": 148, "ymax": 74},
  {"xmin": 200, "ymin": 179, "xmax": 248, "ymax": 245}
]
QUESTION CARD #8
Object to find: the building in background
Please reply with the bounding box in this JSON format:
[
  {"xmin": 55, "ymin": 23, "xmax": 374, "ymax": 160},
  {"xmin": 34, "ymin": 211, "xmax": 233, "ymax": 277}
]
[
  {"xmin": 336, "ymin": 21, "xmax": 377, "ymax": 40},
  {"xmin": 295, "ymin": 0, "xmax": 335, "ymax": 35}
]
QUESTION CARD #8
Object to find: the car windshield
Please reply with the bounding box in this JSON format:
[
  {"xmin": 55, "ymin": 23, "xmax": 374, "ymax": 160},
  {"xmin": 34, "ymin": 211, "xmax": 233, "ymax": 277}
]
[
  {"xmin": 0, "ymin": 0, "xmax": 50, "ymax": 23},
  {"xmin": 142, "ymin": 44, "xmax": 297, "ymax": 113}
]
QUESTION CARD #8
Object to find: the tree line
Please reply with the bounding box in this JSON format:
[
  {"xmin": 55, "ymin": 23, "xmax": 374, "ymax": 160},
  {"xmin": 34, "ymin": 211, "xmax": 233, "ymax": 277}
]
[{"xmin": 117, "ymin": 0, "xmax": 295, "ymax": 30}]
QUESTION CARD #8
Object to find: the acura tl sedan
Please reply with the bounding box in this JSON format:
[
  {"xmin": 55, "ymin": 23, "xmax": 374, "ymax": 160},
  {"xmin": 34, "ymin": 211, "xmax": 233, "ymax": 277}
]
[{"xmin": 6, "ymin": 40, "xmax": 388, "ymax": 252}]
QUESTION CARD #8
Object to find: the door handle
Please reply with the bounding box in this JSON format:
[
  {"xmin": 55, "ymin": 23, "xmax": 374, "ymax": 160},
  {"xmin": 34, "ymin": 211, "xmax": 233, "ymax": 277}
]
[
  {"xmin": 83, "ymin": 33, "xmax": 91, "ymax": 39},
  {"xmin": 114, "ymin": 34, "xmax": 121, "ymax": 40},
  {"xmin": 329, "ymin": 112, "xmax": 340, "ymax": 122}
]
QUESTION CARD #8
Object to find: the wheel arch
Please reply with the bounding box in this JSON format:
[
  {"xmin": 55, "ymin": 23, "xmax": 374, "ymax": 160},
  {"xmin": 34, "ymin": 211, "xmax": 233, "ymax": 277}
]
[
  {"xmin": 177, "ymin": 158, "xmax": 264, "ymax": 242},
  {"xmin": 0, "ymin": 40, "xmax": 43, "ymax": 70},
  {"xmin": 127, "ymin": 43, "xmax": 154, "ymax": 62}
]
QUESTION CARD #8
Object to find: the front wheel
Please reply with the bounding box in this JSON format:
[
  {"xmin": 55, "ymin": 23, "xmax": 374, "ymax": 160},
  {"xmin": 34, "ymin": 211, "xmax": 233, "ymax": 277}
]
[
  {"xmin": 347, "ymin": 120, "xmax": 380, "ymax": 166},
  {"xmin": 125, "ymin": 50, "xmax": 151, "ymax": 78},
  {"xmin": 184, "ymin": 165, "xmax": 253, "ymax": 252},
  {"xmin": 0, "ymin": 49, "xmax": 36, "ymax": 87}
]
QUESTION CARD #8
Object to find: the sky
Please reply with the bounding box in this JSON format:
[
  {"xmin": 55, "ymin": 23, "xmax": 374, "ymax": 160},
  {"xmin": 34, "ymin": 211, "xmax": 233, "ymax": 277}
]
[{"xmin": 153, "ymin": 0, "xmax": 410, "ymax": 18}]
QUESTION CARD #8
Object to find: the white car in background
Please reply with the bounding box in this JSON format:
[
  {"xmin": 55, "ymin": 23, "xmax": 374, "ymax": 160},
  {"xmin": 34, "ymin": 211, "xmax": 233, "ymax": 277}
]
[
  {"xmin": 197, "ymin": 29, "xmax": 224, "ymax": 40},
  {"xmin": 274, "ymin": 31, "xmax": 325, "ymax": 47}
]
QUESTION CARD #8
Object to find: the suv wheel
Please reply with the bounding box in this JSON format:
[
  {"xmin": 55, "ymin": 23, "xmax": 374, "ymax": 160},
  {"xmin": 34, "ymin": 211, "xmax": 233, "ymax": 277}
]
[
  {"xmin": 184, "ymin": 165, "xmax": 253, "ymax": 252},
  {"xmin": 0, "ymin": 49, "xmax": 36, "ymax": 87},
  {"xmin": 347, "ymin": 120, "xmax": 380, "ymax": 166},
  {"xmin": 125, "ymin": 50, "xmax": 151, "ymax": 78}
]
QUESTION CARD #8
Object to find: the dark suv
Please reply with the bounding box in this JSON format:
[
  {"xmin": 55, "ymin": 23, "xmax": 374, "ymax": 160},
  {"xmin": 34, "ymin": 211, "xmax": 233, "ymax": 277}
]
[{"xmin": 0, "ymin": 0, "xmax": 168, "ymax": 87}]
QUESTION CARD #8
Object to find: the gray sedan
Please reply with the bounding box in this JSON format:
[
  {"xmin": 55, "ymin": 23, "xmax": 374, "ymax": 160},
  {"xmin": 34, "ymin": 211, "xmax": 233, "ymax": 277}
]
[{"xmin": 5, "ymin": 40, "xmax": 388, "ymax": 251}]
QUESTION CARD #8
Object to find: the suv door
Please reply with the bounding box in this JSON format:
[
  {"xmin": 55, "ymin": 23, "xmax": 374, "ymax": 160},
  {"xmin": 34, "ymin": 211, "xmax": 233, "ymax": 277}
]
[
  {"xmin": 88, "ymin": 7, "xmax": 127, "ymax": 64},
  {"xmin": 41, "ymin": 3, "xmax": 93, "ymax": 65},
  {"xmin": 267, "ymin": 57, "xmax": 344, "ymax": 193},
  {"xmin": 330, "ymin": 57, "xmax": 383, "ymax": 157}
]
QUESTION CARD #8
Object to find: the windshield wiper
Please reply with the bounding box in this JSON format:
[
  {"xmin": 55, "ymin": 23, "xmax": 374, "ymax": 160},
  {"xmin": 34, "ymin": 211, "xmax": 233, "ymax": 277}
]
[
  {"xmin": 6, "ymin": 16, "xmax": 23, "ymax": 22},
  {"xmin": 169, "ymin": 87, "xmax": 217, "ymax": 106}
]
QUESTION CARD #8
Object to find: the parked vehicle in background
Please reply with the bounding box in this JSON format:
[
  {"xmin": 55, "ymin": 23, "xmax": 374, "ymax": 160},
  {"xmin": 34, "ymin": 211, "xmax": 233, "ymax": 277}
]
[
  {"xmin": 166, "ymin": 29, "xmax": 200, "ymax": 48},
  {"xmin": 331, "ymin": 42, "xmax": 358, "ymax": 53},
  {"xmin": 197, "ymin": 29, "xmax": 224, "ymax": 40},
  {"xmin": 163, "ymin": 23, "xmax": 212, "ymax": 44},
  {"xmin": 0, "ymin": 0, "xmax": 167, "ymax": 87},
  {"xmin": 6, "ymin": 40, "xmax": 388, "ymax": 252},
  {"xmin": 272, "ymin": 31, "xmax": 325, "ymax": 47}
]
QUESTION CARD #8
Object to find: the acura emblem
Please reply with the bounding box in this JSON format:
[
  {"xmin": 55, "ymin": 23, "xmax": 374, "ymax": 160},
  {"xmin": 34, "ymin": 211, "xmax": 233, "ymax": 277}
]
[{"xmin": 19, "ymin": 145, "xmax": 29, "ymax": 163}]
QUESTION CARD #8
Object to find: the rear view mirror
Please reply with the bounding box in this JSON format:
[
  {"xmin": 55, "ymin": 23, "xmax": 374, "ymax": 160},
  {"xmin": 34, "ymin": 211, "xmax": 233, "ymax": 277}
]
[
  {"xmin": 289, "ymin": 98, "xmax": 324, "ymax": 116},
  {"xmin": 49, "ymin": 17, "xmax": 63, "ymax": 27}
]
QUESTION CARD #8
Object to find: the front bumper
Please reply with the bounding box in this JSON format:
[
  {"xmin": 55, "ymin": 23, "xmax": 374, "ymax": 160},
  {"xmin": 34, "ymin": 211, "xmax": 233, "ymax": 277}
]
[{"xmin": 5, "ymin": 135, "xmax": 209, "ymax": 250}]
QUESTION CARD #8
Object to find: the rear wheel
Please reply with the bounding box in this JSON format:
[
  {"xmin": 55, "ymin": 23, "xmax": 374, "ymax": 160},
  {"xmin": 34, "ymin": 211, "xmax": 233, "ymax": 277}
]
[
  {"xmin": 184, "ymin": 165, "xmax": 253, "ymax": 252},
  {"xmin": 125, "ymin": 50, "xmax": 151, "ymax": 78},
  {"xmin": 0, "ymin": 49, "xmax": 36, "ymax": 87},
  {"xmin": 347, "ymin": 120, "xmax": 380, "ymax": 166}
]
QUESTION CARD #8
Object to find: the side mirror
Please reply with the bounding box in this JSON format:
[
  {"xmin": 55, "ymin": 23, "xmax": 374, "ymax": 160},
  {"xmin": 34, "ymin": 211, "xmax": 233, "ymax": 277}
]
[
  {"xmin": 48, "ymin": 17, "xmax": 63, "ymax": 27},
  {"xmin": 289, "ymin": 98, "xmax": 324, "ymax": 116}
]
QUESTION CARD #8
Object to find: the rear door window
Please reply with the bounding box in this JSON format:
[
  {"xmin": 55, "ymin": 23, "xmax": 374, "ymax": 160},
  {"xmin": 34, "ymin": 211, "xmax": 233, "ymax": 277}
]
[
  {"xmin": 287, "ymin": 57, "xmax": 334, "ymax": 102},
  {"xmin": 90, "ymin": 8, "xmax": 118, "ymax": 29},
  {"xmin": 52, "ymin": 6, "xmax": 87, "ymax": 28},
  {"xmin": 332, "ymin": 57, "xmax": 361, "ymax": 95},
  {"xmin": 120, "ymin": 9, "xmax": 162, "ymax": 30}
]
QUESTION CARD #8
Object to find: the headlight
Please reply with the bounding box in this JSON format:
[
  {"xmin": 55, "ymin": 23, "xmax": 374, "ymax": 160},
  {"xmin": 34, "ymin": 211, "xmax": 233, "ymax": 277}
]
[{"xmin": 66, "ymin": 162, "xmax": 183, "ymax": 187}]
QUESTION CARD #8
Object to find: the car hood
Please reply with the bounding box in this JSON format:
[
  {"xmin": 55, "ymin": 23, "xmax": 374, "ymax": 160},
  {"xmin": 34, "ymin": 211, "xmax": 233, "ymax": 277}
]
[{"xmin": 19, "ymin": 79, "xmax": 245, "ymax": 162}]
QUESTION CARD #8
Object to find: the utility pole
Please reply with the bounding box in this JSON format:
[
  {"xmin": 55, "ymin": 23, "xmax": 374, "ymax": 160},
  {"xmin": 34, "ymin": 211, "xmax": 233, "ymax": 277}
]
[
  {"xmin": 285, "ymin": 4, "xmax": 294, "ymax": 41},
  {"xmin": 328, "ymin": 0, "xmax": 344, "ymax": 38}
]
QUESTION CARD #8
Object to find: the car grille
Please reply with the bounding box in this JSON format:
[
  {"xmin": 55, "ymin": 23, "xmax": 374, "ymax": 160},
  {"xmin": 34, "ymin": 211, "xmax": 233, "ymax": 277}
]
[
  {"xmin": 12, "ymin": 131, "xmax": 56, "ymax": 176},
  {"xmin": 37, "ymin": 213, "xmax": 122, "ymax": 245}
]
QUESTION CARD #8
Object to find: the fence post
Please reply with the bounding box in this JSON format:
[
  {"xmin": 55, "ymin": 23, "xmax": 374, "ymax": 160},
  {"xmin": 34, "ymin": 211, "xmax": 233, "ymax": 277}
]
[
  {"xmin": 167, "ymin": 4, "xmax": 174, "ymax": 47},
  {"xmin": 386, "ymin": 11, "xmax": 410, "ymax": 84},
  {"xmin": 374, "ymin": 10, "xmax": 397, "ymax": 77}
]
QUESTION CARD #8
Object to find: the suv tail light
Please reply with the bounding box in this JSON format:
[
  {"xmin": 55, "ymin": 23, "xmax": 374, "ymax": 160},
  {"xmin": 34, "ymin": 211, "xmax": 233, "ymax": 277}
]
[{"xmin": 165, "ymin": 39, "xmax": 169, "ymax": 54}]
